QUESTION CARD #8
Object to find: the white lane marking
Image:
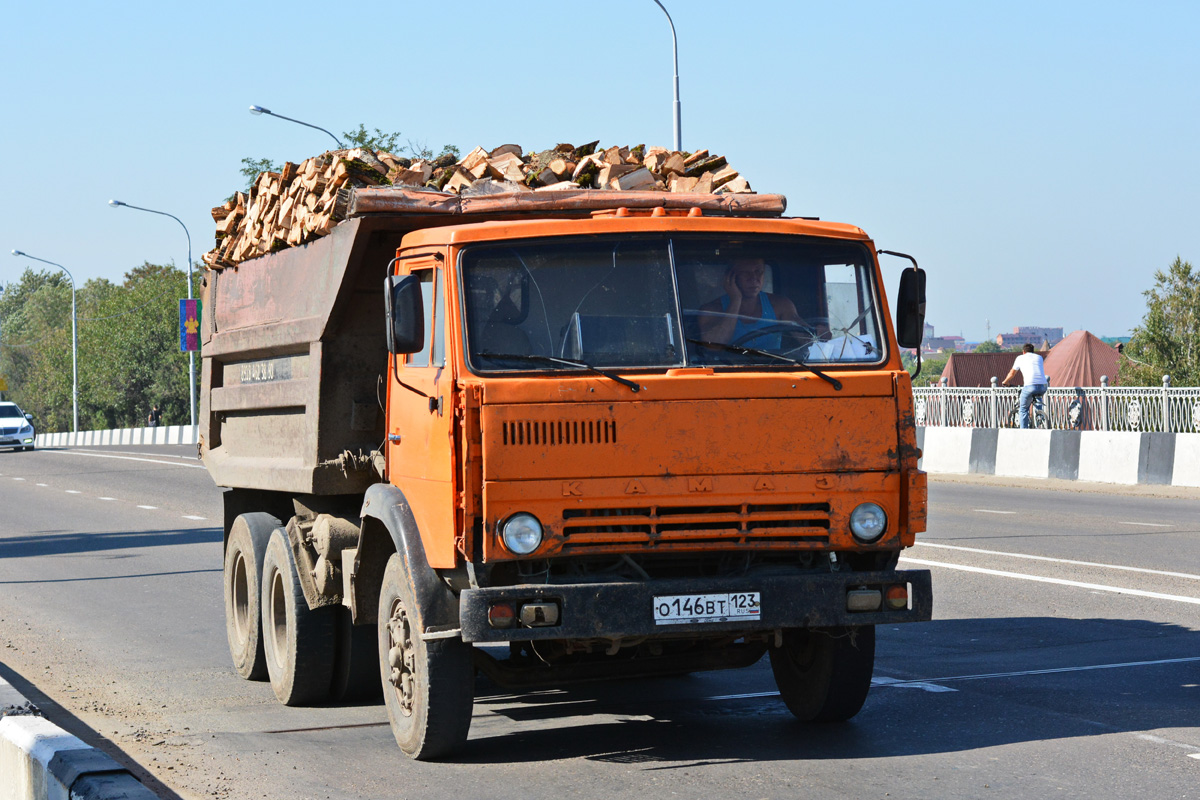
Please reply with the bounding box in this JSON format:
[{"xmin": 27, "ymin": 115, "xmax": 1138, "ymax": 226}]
[
  {"xmin": 974, "ymin": 509, "xmax": 1016, "ymax": 515},
  {"xmin": 44, "ymin": 450, "xmax": 206, "ymax": 470},
  {"xmin": 98, "ymin": 497, "xmax": 117, "ymax": 501},
  {"xmin": 870, "ymin": 676, "xmax": 956, "ymax": 693},
  {"xmin": 182, "ymin": 515, "xmax": 206, "ymax": 520},
  {"xmin": 11, "ymin": 478, "xmax": 24, "ymax": 481},
  {"xmin": 888, "ymin": 656, "xmax": 1200, "ymax": 685},
  {"xmin": 35, "ymin": 483, "xmax": 47, "ymax": 487},
  {"xmin": 65, "ymin": 490, "xmax": 82, "ymax": 494},
  {"xmin": 77, "ymin": 449, "xmax": 197, "ymax": 460},
  {"xmin": 1118, "ymin": 521, "xmax": 1173, "ymax": 528},
  {"xmin": 1189, "ymin": 753, "xmax": 1200, "ymax": 760},
  {"xmin": 137, "ymin": 505, "xmax": 157, "ymax": 510},
  {"xmin": 914, "ymin": 542, "xmax": 1200, "ymax": 581},
  {"xmin": 900, "ymin": 557, "xmax": 1200, "ymax": 606}
]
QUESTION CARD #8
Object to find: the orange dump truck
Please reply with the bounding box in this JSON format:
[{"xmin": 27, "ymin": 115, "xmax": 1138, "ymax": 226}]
[{"xmin": 201, "ymin": 185, "xmax": 931, "ymax": 759}]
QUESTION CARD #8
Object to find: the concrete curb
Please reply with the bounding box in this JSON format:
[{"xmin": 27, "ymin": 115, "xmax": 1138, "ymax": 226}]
[
  {"xmin": 33, "ymin": 426, "xmax": 197, "ymax": 450},
  {"xmin": 918, "ymin": 427, "xmax": 1200, "ymax": 487},
  {"xmin": 0, "ymin": 677, "xmax": 157, "ymax": 800}
]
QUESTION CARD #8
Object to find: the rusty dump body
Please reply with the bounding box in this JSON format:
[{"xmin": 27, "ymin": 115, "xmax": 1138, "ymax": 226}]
[{"xmin": 202, "ymin": 184, "xmax": 930, "ymax": 656}]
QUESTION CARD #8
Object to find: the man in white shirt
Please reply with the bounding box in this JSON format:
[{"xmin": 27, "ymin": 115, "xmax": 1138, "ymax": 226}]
[{"xmin": 1002, "ymin": 344, "xmax": 1049, "ymax": 428}]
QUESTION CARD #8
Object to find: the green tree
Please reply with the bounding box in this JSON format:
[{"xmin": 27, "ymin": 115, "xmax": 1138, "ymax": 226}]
[
  {"xmin": 342, "ymin": 124, "xmax": 403, "ymax": 153},
  {"xmin": 1119, "ymin": 256, "xmax": 1200, "ymax": 386},
  {"xmin": 911, "ymin": 352, "xmax": 951, "ymax": 387},
  {"xmin": 973, "ymin": 340, "xmax": 1002, "ymax": 353},
  {"xmin": 0, "ymin": 263, "xmax": 199, "ymax": 432},
  {"xmin": 240, "ymin": 157, "xmax": 281, "ymax": 190}
]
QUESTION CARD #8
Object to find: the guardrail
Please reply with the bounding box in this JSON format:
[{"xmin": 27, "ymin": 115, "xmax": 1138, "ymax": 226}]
[{"xmin": 913, "ymin": 376, "xmax": 1200, "ymax": 433}]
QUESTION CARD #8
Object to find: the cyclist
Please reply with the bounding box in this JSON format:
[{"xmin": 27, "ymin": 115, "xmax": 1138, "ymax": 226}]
[{"xmin": 1002, "ymin": 343, "xmax": 1049, "ymax": 429}]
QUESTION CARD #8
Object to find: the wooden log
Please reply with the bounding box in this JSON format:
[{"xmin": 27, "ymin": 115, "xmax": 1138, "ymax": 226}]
[
  {"xmin": 602, "ymin": 145, "xmax": 625, "ymax": 165},
  {"xmin": 661, "ymin": 152, "xmax": 686, "ymax": 176},
  {"xmin": 611, "ymin": 166, "xmax": 657, "ymax": 191},
  {"xmin": 548, "ymin": 158, "xmax": 576, "ymax": 179},
  {"xmin": 684, "ymin": 155, "xmax": 727, "ymax": 178},
  {"xmin": 710, "ymin": 165, "xmax": 739, "ymax": 190},
  {"xmin": 280, "ymin": 162, "xmax": 298, "ymax": 183},
  {"xmin": 715, "ymin": 176, "xmax": 752, "ymax": 194},
  {"xmin": 445, "ymin": 166, "xmax": 475, "ymax": 193},
  {"xmin": 670, "ymin": 176, "xmax": 699, "ymax": 193},
  {"xmin": 488, "ymin": 144, "xmax": 522, "ymax": 159},
  {"xmin": 460, "ymin": 146, "xmax": 489, "ymax": 171},
  {"xmin": 692, "ymin": 173, "xmax": 714, "ymax": 193},
  {"xmin": 572, "ymin": 140, "xmax": 599, "ymax": 160},
  {"xmin": 211, "ymin": 205, "xmax": 231, "ymax": 222},
  {"xmin": 682, "ymin": 149, "xmax": 709, "ymax": 167}
]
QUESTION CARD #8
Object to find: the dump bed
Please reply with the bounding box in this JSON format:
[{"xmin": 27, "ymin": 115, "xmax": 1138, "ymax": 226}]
[{"xmin": 199, "ymin": 187, "xmax": 787, "ymax": 495}]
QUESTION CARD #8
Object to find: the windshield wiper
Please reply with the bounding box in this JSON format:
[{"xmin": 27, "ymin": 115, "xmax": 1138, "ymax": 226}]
[
  {"xmin": 686, "ymin": 339, "xmax": 842, "ymax": 391},
  {"xmin": 476, "ymin": 352, "xmax": 641, "ymax": 392}
]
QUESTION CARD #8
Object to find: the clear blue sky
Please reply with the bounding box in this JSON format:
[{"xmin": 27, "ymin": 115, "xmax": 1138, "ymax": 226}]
[{"xmin": 3, "ymin": 1, "xmax": 1196, "ymax": 341}]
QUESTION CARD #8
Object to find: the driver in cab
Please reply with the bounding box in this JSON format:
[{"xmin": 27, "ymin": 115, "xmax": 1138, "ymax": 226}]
[{"xmin": 699, "ymin": 257, "xmax": 806, "ymax": 350}]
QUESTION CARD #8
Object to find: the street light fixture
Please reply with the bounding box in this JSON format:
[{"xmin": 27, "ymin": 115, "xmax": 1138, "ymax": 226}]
[
  {"xmin": 248, "ymin": 104, "xmax": 344, "ymax": 148},
  {"xmin": 107, "ymin": 200, "xmax": 197, "ymax": 429},
  {"xmin": 650, "ymin": 0, "xmax": 682, "ymax": 151},
  {"xmin": 10, "ymin": 249, "xmax": 77, "ymax": 433}
]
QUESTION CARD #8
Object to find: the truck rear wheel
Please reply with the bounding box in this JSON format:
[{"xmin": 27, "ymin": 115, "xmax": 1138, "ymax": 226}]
[
  {"xmin": 769, "ymin": 625, "xmax": 875, "ymax": 722},
  {"xmin": 223, "ymin": 513, "xmax": 278, "ymax": 680},
  {"xmin": 261, "ymin": 529, "xmax": 336, "ymax": 705},
  {"xmin": 378, "ymin": 554, "xmax": 474, "ymax": 760}
]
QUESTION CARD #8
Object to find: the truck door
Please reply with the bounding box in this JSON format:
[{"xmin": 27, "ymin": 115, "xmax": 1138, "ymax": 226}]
[{"xmin": 388, "ymin": 260, "xmax": 458, "ymax": 568}]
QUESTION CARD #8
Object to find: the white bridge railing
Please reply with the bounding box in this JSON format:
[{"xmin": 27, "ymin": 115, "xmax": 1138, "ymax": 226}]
[{"xmin": 913, "ymin": 376, "xmax": 1200, "ymax": 433}]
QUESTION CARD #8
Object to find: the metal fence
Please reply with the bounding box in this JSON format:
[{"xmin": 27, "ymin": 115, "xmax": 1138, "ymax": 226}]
[{"xmin": 912, "ymin": 376, "xmax": 1200, "ymax": 433}]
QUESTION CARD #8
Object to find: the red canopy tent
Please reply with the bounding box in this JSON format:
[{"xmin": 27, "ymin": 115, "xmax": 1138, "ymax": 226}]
[{"xmin": 1043, "ymin": 330, "xmax": 1120, "ymax": 387}]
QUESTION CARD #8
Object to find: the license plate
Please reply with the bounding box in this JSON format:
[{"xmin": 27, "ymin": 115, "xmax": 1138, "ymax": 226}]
[{"xmin": 652, "ymin": 592, "xmax": 761, "ymax": 625}]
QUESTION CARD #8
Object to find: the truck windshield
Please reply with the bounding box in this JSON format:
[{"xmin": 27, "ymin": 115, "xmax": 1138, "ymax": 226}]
[{"xmin": 462, "ymin": 235, "xmax": 884, "ymax": 372}]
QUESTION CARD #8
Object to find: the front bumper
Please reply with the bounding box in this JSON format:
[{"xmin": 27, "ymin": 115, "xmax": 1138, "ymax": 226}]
[{"xmin": 459, "ymin": 568, "xmax": 932, "ymax": 643}]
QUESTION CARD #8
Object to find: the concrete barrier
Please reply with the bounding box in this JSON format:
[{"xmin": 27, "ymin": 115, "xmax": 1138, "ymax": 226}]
[
  {"xmin": 918, "ymin": 428, "xmax": 1198, "ymax": 487},
  {"xmin": 33, "ymin": 426, "xmax": 196, "ymax": 450},
  {"xmin": 0, "ymin": 678, "xmax": 156, "ymax": 800}
]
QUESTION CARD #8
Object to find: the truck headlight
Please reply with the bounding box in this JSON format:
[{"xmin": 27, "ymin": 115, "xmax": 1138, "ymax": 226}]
[
  {"xmin": 849, "ymin": 503, "xmax": 887, "ymax": 543},
  {"xmin": 499, "ymin": 513, "xmax": 543, "ymax": 555}
]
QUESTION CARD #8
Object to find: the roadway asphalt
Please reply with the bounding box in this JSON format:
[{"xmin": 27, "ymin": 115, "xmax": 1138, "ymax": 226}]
[{"xmin": 0, "ymin": 445, "xmax": 1196, "ymax": 800}]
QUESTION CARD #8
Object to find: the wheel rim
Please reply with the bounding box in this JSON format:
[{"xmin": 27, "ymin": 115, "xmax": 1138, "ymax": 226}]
[
  {"xmin": 268, "ymin": 568, "xmax": 288, "ymax": 671},
  {"xmin": 386, "ymin": 598, "xmax": 416, "ymax": 717},
  {"xmin": 231, "ymin": 551, "xmax": 250, "ymax": 643}
]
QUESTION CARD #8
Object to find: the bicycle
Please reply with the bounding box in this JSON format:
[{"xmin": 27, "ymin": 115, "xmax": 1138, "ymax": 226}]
[{"xmin": 1006, "ymin": 390, "xmax": 1049, "ymax": 429}]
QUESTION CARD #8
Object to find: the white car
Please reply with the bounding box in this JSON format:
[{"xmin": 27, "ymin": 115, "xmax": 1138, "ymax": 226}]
[{"xmin": 0, "ymin": 402, "xmax": 35, "ymax": 451}]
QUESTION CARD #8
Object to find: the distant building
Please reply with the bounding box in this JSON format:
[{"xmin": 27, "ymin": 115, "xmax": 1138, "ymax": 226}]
[
  {"xmin": 923, "ymin": 335, "xmax": 964, "ymax": 353},
  {"xmin": 996, "ymin": 326, "xmax": 1063, "ymax": 349}
]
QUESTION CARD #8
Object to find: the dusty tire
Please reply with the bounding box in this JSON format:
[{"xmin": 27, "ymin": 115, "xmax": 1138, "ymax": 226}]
[
  {"xmin": 378, "ymin": 553, "xmax": 474, "ymax": 760},
  {"xmin": 769, "ymin": 625, "xmax": 875, "ymax": 722},
  {"xmin": 330, "ymin": 607, "xmax": 382, "ymax": 703},
  {"xmin": 261, "ymin": 529, "xmax": 336, "ymax": 705},
  {"xmin": 223, "ymin": 513, "xmax": 278, "ymax": 680}
]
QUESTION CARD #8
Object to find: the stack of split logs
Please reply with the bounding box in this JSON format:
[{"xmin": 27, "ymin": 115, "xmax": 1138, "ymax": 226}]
[{"xmin": 203, "ymin": 141, "xmax": 752, "ymax": 268}]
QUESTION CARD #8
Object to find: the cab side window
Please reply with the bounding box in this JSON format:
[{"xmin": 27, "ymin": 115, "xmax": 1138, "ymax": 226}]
[{"xmin": 408, "ymin": 269, "xmax": 435, "ymax": 367}]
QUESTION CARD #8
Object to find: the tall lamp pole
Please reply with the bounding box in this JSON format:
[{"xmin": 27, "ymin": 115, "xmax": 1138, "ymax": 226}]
[
  {"xmin": 248, "ymin": 105, "xmax": 344, "ymax": 148},
  {"xmin": 650, "ymin": 0, "xmax": 682, "ymax": 151},
  {"xmin": 107, "ymin": 201, "xmax": 196, "ymax": 429},
  {"xmin": 10, "ymin": 250, "xmax": 77, "ymax": 432}
]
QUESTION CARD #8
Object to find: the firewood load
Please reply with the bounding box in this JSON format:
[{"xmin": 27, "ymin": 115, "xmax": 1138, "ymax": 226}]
[{"xmin": 202, "ymin": 142, "xmax": 758, "ymax": 269}]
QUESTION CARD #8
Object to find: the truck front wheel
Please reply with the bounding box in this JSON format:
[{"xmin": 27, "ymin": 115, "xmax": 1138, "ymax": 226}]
[
  {"xmin": 378, "ymin": 554, "xmax": 474, "ymax": 760},
  {"xmin": 223, "ymin": 513, "xmax": 278, "ymax": 680},
  {"xmin": 769, "ymin": 625, "xmax": 875, "ymax": 722},
  {"xmin": 261, "ymin": 528, "xmax": 336, "ymax": 705}
]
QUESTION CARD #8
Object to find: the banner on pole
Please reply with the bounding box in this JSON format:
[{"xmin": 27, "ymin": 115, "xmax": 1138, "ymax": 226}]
[{"xmin": 180, "ymin": 299, "xmax": 202, "ymax": 352}]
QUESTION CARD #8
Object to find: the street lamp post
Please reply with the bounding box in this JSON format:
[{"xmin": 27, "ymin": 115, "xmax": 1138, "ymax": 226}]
[
  {"xmin": 248, "ymin": 105, "xmax": 344, "ymax": 148},
  {"xmin": 107, "ymin": 201, "xmax": 197, "ymax": 429},
  {"xmin": 650, "ymin": 0, "xmax": 682, "ymax": 152},
  {"xmin": 9, "ymin": 250, "xmax": 77, "ymax": 432}
]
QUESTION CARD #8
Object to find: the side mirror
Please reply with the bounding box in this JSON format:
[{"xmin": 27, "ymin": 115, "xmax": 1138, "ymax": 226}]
[
  {"xmin": 895, "ymin": 267, "xmax": 926, "ymax": 349},
  {"xmin": 384, "ymin": 274, "xmax": 425, "ymax": 355},
  {"xmin": 24, "ymin": 413, "xmax": 32, "ymax": 422}
]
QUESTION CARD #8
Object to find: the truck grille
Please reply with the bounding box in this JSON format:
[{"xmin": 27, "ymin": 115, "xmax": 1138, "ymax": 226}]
[
  {"xmin": 501, "ymin": 419, "xmax": 617, "ymax": 446},
  {"xmin": 559, "ymin": 502, "xmax": 831, "ymax": 551}
]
